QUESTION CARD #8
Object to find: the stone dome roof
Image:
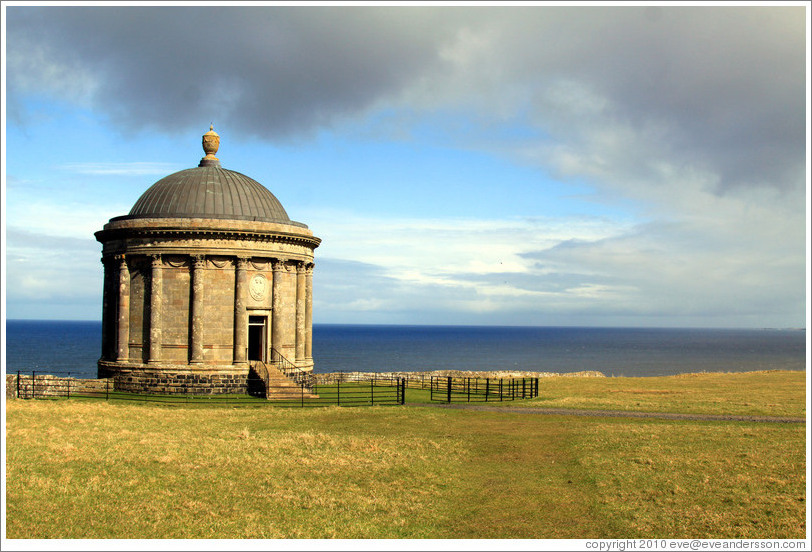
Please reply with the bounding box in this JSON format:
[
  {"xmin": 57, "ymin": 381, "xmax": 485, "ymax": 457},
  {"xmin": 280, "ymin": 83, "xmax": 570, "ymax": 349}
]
[
  {"xmin": 124, "ymin": 166, "xmax": 304, "ymax": 226},
  {"xmin": 118, "ymin": 126, "xmax": 306, "ymax": 227}
]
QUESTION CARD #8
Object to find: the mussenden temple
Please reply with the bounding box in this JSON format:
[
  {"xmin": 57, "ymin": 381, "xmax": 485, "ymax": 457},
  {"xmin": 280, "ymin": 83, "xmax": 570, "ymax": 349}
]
[{"xmin": 95, "ymin": 126, "xmax": 320, "ymax": 395}]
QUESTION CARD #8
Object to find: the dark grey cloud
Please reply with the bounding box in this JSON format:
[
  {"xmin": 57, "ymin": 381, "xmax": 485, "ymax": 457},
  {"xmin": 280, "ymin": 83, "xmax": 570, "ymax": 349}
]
[
  {"xmin": 508, "ymin": 7, "xmax": 807, "ymax": 193},
  {"xmin": 7, "ymin": 6, "xmax": 805, "ymax": 194},
  {"xmin": 7, "ymin": 6, "xmax": 459, "ymax": 140}
]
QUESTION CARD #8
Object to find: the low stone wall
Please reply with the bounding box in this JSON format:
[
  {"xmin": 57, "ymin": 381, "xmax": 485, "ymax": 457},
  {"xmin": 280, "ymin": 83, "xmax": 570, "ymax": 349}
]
[
  {"xmin": 314, "ymin": 369, "xmax": 605, "ymax": 384},
  {"xmin": 6, "ymin": 374, "xmax": 109, "ymax": 399},
  {"xmin": 6, "ymin": 368, "xmax": 251, "ymax": 398}
]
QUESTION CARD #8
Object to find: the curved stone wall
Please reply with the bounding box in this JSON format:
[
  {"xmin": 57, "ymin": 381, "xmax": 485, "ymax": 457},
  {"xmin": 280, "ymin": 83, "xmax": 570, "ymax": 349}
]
[{"xmin": 96, "ymin": 217, "xmax": 319, "ymax": 392}]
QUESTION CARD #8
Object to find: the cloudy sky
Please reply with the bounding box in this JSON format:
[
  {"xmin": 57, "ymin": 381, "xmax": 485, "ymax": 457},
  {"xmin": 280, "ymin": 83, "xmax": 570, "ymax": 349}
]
[{"xmin": 2, "ymin": 3, "xmax": 808, "ymax": 328}]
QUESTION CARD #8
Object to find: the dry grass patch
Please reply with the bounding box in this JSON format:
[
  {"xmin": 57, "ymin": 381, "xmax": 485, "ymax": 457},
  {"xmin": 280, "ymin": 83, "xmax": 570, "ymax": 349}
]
[
  {"xmin": 574, "ymin": 420, "xmax": 806, "ymax": 538},
  {"xmin": 524, "ymin": 370, "xmax": 805, "ymax": 417},
  {"xmin": 5, "ymin": 401, "xmax": 468, "ymax": 539}
]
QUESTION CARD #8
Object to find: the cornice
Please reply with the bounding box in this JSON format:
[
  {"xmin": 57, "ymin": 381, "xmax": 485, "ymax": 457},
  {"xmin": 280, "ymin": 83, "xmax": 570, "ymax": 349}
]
[{"xmin": 95, "ymin": 226, "xmax": 321, "ymax": 248}]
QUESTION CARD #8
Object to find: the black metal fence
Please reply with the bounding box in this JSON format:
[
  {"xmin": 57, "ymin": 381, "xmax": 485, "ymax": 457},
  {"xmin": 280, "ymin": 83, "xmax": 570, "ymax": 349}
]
[
  {"xmin": 315, "ymin": 371, "xmax": 438, "ymax": 390},
  {"xmin": 7, "ymin": 370, "xmax": 405, "ymax": 408},
  {"xmin": 7, "ymin": 371, "xmax": 540, "ymax": 406},
  {"xmin": 429, "ymin": 376, "xmax": 539, "ymax": 403}
]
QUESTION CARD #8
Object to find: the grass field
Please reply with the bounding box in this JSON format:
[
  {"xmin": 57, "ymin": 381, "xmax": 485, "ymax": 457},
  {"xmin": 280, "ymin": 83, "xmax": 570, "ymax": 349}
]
[
  {"xmin": 4, "ymin": 370, "xmax": 807, "ymax": 539},
  {"xmin": 522, "ymin": 370, "xmax": 807, "ymax": 417}
]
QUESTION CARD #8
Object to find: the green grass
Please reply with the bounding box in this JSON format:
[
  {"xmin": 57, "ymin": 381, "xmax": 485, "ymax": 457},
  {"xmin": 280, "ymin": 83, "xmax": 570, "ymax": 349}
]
[
  {"xmin": 68, "ymin": 381, "xmax": 405, "ymax": 407},
  {"xmin": 5, "ymin": 370, "xmax": 807, "ymax": 539}
]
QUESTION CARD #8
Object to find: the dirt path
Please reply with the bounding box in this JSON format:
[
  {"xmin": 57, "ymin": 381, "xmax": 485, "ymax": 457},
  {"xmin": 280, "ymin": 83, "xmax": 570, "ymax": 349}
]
[{"xmin": 406, "ymin": 403, "xmax": 806, "ymax": 423}]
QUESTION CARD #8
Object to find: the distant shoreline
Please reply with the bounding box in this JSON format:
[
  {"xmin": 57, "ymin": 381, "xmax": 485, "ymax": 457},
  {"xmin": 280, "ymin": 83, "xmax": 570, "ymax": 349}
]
[{"xmin": 4, "ymin": 318, "xmax": 807, "ymax": 332}]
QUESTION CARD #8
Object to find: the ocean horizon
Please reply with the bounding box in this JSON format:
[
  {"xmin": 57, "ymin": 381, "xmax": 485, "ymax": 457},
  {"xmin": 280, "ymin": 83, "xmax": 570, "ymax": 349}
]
[{"xmin": 4, "ymin": 319, "xmax": 806, "ymax": 379}]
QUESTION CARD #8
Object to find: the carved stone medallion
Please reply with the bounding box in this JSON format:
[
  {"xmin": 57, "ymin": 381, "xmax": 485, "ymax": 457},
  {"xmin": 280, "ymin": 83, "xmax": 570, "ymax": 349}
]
[{"xmin": 249, "ymin": 273, "xmax": 268, "ymax": 301}]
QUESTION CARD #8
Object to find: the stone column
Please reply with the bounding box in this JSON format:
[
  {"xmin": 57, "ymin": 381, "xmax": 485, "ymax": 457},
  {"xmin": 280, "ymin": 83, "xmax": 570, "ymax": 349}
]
[
  {"xmin": 234, "ymin": 257, "xmax": 248, "ymax": 364},
  {"xmin": 116, "ymin": 255, "xmax": 130, "ymax": 363},
  {"xmin": 295, "ymin": 262, "xmax": 306, "ymax": 363},
  {"xmin": 305, "ymin": 263, "xmax": 314, "ymax": 363},
  {"xmin": 148, "ymin": 254, "xmax": 163, "ymax": 364},
  {"xmin": 271, "ymin": 259, "xmax": 285, "ymax": 355},
  {"xmin": 190, "ymin": 255, "xmax": 205, "ymax": 364}
]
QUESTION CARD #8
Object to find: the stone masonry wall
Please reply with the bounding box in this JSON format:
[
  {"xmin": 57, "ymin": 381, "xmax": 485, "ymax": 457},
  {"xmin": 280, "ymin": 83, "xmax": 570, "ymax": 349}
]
[
  {"xmin": 314, "ymin": 369, "xmax": 606, "ymax": 384},
  {"xmin": 161, "ymin": 263, "xmax": 191, "ymax": 363},
  {"xmin": 6, "ymin": 374, "xmax": 110, "ymax": 399},
  {"xmin": 129, "ymin": 260, "xmax": 148, "ymax": 362},
  {"xmin": 202, "ymin": 260, "xmax": 236, "ymax": 364},
  {"xmin": 112, "ymin": 367, "xmax": 248, "ymax": 394},
  {"xmin": 8, "ymin": 368, "xmax": 251, "ymax": 398}
]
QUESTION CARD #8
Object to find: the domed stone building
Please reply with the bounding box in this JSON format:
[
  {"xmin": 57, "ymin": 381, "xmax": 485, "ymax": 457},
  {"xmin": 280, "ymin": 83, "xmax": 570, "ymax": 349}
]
[{"xmin": 95, "ymin": 126, "xmax": 320, "ymax": 394}]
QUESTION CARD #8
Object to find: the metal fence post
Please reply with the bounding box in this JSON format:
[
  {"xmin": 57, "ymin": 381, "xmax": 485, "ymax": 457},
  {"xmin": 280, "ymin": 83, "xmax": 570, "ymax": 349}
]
[
  {"xmin": 337, "ymin": 379, "xmax": 341, "ymax": 406},
  {"xmin": 467, "ymin": 378, "xmax": 470, "ymax": 402},
  {"xmin": 67, "ymin": 372, "xmax": 71, "ymax": 399},
  {"xmin": 17, "ymin": 371, "xmax": 21, "ymax": 399},
  {"xmin": 32, "ymin": 371, "xmax": 36, "ymax": 399},
  {"xmin": 447, "ymin": 376, "xmax": 452, "ymax": 403},
  {"xmin": 371, "ymin": 377, "xmax": 374, "ymax": 406},
  {"xmin": 499, "ymin": 379, "xmax": 503, "ymax": 402},
  {"xmin": 485, "ymin": 378, "xmax": 489, "ymax": 402}
]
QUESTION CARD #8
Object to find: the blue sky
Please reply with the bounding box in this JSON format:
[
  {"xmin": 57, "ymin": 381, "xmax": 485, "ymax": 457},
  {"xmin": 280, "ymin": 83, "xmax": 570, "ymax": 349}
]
[{"xmin": 2, "ymin": 3, "xmax": 809, "ymax": 328}]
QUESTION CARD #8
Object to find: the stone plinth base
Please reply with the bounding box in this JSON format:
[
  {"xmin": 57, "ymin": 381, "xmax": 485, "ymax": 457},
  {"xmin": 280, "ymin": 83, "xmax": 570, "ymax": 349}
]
[{"xmin": 98, "ymin": 360, "xmax": 251, "ymax": 394}]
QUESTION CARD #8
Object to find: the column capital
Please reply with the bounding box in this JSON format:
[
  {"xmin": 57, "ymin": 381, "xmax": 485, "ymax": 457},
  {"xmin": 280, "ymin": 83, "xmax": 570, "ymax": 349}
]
[
  {"xmin": 272, "ymin": 259, "xmax": 287, "ymax": 272},
  {"xmin": 150, "ymin": 254, "xmax": 162, "ymax": 267},
  {"xmin": 236, "ymin": 256, "xmax": 249, "ymax": 269},
  {"xmin": 191, "ymin": 254, "xmax": 206, "ymax": 268}
]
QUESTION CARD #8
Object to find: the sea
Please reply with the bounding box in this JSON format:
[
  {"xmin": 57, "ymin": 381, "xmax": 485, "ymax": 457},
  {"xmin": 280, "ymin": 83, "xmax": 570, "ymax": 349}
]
[{"xmin": 4, "ymin": 320, "xmax": 807, "ymax": 379}]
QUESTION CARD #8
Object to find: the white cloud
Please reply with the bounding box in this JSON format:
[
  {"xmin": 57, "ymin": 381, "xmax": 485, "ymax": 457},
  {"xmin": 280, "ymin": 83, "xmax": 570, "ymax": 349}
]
[
  {"xmin": 308, "ymin": 184, "xmax": 805, "ymax": 327},
  {"xmin": 309, "ymin": 209, "xmax": 632, "ymax": 278},
  {"xmin": 5, "ymin": 200, "xmax": 125, "ymax": 240}
]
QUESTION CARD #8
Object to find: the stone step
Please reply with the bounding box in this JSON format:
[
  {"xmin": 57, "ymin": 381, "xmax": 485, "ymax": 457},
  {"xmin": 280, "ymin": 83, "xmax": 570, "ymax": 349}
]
[{"xmin": 261, "ymin": 363, "xmax": 318, "ymax": 400}]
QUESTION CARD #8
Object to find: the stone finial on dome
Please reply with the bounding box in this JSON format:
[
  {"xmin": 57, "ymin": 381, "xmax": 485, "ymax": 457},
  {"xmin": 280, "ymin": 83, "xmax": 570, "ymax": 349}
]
[{"xmin": 199, "ymin": 124, "xmax": 221, "ymax": 167}]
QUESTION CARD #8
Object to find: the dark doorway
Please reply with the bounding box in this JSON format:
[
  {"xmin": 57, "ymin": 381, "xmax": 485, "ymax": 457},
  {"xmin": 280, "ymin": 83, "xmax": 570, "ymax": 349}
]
[{"xmin": 248, "ymin": 316, "xmax": 267, "ymax": 362}]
